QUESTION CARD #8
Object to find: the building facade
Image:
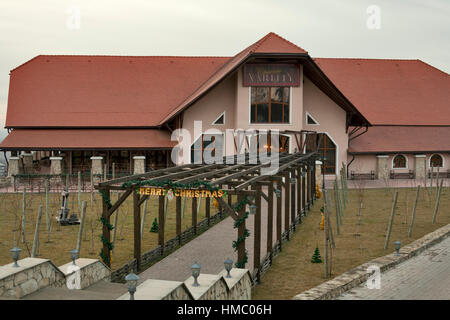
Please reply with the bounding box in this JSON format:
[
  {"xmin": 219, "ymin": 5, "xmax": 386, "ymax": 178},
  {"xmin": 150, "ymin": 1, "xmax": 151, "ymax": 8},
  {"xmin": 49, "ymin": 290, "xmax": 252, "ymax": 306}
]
[{"xmin": 1, "ymin": 33, "xmax": 449, "ymax": 182}]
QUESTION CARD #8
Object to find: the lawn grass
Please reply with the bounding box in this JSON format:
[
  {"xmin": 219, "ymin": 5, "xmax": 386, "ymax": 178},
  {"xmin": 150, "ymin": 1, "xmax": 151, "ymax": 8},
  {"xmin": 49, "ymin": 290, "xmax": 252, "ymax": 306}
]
[
  {"xmin": 0, "ymin": 190, "xmax": 214, "ymax": 269},
  {"xmin": 252, "ymin": 185, "xmax": 450, "ymax": 300}
]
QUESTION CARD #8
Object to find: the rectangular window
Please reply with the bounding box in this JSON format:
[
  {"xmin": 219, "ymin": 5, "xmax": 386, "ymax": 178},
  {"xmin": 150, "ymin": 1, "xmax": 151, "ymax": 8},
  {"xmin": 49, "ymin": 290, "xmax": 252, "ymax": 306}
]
[{"xmin": 250, "ymin": 87, "xmax": 290, "ymax": 123}]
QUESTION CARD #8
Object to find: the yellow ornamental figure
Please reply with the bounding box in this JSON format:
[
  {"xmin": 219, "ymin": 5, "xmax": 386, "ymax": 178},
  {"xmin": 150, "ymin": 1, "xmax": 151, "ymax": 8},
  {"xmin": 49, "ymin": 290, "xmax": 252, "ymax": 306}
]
[
  {"xmin": 315, "ymin": 184, "xmax": 322, "ymax": 199},
  {"xmin": 320, "ymin": 212, "xmax": 325, "ymax": 230},
  {"xmin": 213, "ymin": 198, "xmax": 220, "ymax": 209}
]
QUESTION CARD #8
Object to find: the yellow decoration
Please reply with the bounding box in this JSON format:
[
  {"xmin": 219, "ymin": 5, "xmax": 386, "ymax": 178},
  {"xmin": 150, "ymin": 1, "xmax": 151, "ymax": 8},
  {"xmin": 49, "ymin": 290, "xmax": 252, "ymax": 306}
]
[
  {"xmin": 139, "ymin": 187, "xmax": 224, "ymax": 198},
  {"xmin": 213, "ymin": 198, "xmax": 220, "ymax": 209},
  {"xmin": 320, "ymin": 212, "xmax": 325, "ymax": 230},
  {"xmin": 315, "ymin": 184, "xmax": 322, "ymax": 199}
]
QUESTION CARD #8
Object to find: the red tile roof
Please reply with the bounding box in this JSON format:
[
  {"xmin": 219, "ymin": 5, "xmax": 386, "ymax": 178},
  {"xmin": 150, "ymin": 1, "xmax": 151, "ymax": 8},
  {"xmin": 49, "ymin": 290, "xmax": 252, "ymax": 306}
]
[
  {"xmin": 315, "ymin": 58, "xmax": 450, "ymax": 126},
  {"xmin": 348, "ymin": 126, "xmax": 450, "ymax": 154},
  {"xmin": 6, "ymin": 55, "xmax": 229, "ymax": 128},
  {"xmin": 0, "ymin": 129, "xmax": 176, "ymax": 150}
]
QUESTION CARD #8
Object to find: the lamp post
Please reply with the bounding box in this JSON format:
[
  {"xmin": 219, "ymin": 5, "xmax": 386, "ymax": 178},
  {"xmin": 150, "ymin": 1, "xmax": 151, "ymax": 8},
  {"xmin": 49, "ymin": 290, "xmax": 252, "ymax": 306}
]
[
  {"xmin": 10, "ymin": 247, "xmax": 21, "ymax": 268},
  {"xmin": 125, "ymin": 272, "xmax": 139, "ymax": 300},
  {"xmin": 249, "ymin": 204, "xmax": 257, "ymax": 215},
  {"xmin": 224, "ymin": 258, "xmax": 233, "ymax": 278},
  {"xmin": 70, "ymin": 249, "xmax": 79, "ymax": 265},
  {"xmin": 191, "ymin": 262, "xmax": 201, "ymax": 286},
  {"xmin": 394, "ymin": 241, "xmax": 401, "ymax": 256},
  {"xmin": 322, "ymin": 156, "xmax": 327, "ymax": 190},
  {"xmin": 274, "ymin": 188, "xmax": 281, "ymax": 198}
]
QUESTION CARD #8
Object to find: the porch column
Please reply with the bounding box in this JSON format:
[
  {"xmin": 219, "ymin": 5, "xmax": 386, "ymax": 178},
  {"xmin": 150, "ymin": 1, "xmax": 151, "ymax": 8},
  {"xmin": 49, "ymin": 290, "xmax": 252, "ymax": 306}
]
[
  {"xmin": 91, "ymin": 156, "xmax": 103, "ymax": 183},
  {"xmin": 376, "ymin": 155, "xmax": 389, "ymax": 180},
  {"xmin": 22, "ymin": 153, "xmax": 33, "ymax": 173},
  {"xmin": 315, "ymin": 160, "xmax": 323, "ymax": 189},
  {"xmin": 133, "ymin": 156, "xmax": 146, "ymax": 175},
  {"xmin": 50, "ymin": 156, "xmax": 63, "ymax": 175},
  {"xmin": 414, "ymin": 155, "xmax": 427, "ymax": 179},
  {"xmin": 8, "ymin": 156, "xmax": 21, "ymax": 178}
]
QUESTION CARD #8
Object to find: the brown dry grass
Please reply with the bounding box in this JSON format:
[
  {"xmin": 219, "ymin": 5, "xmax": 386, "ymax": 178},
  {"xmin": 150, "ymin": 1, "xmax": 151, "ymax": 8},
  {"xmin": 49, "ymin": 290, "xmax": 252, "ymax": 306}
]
[
  {"xmin": 0, "ymin": 190, "xmax": 214, "ymax": 269},
  {"xmin": 252, "ymin": 184, "xmax": 450, "ymax": 300}
]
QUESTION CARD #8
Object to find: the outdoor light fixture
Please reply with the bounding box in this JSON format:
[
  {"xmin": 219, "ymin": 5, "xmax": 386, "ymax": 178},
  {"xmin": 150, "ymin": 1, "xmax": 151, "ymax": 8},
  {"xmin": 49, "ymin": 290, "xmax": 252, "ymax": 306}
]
[
  {"xmin": 10, "ymin": 247, "xmax": 21, "ymax": 268},
  {"xmin": 290, "ymin": 178, "xmax": 296, "ymax": 185},
  {"xmin": 249, "ymin": 204, "xmax": 257, "ymax": 215},
  {"xmin": 125, "ymin": 272, "xmax": 139, "ymax": 300},
  {"xmin": 275, "ymin": 188, "xmax": 281, "ymax": 198},
  {"xmin": 191, "ymin": 262, "xmax": 201, "ymax": 287},
  {"xmin": 394, "ymin": 241, "xmax": 401, "ymax": 256},
  {"xmin": 224, "ymin": 258, "xmax": 233, "ymax": 278},
  {"xmin": 70, "ymin": 249, "xmax": 79, "ymax": 265}
]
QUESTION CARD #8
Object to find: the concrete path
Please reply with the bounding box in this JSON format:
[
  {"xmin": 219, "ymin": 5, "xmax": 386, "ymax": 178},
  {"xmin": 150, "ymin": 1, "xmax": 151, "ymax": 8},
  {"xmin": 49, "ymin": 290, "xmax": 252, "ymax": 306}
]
[{"xmin": 336, "ymin": 236, "xmax": 450, "ymax": 300}]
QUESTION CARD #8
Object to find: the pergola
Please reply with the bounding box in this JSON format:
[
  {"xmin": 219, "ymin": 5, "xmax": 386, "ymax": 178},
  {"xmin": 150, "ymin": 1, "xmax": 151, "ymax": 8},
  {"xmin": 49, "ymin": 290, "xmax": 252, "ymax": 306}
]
[{"xmin": 95, "ymin": 132, "xmax": 320, "ymax": 279}]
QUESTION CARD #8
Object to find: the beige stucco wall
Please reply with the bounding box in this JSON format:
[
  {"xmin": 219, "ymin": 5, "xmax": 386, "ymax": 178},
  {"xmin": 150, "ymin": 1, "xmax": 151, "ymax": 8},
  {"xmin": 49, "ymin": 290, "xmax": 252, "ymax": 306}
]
[
  {"xmin": 303, "ymin": 76, "xmax": 348, "ymax": 178},
  {"xmin": 182, "ymin": 73, "xmax": 237, "ymax": 157},
  {"xmin": 349, "ymin": 155, "xmax": 377, "ymax": 173}
]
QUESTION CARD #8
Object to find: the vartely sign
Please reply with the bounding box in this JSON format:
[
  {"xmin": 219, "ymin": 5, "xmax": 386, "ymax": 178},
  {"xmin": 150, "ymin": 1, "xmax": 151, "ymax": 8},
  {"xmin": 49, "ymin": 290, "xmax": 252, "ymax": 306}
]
[
  {"xmin": 139, "ymin": 187, "xmax": 224, "ymax": 198},
  {"xmin": 243, "ymin": 63, "xmax": 300, "ymax": 87}
]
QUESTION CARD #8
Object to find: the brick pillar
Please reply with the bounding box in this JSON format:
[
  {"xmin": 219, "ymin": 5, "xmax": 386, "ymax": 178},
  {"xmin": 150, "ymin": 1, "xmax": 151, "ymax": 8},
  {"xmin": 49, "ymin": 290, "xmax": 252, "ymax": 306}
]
[
  {"xmin": 315, "ymin": 160, "xmax": 323, "ymax": 189},
  {"xmin": 50, "ymin": 157, "xmax": 63, "ymax": 175},
  {"xmin": 376, "ymin": 155, "xmax": 389, "ymax": 180},
  {"xmin": 22, "ymin": 153, "xmax": 33, "ymax": 173},
  {"xmin": 414, "ymin": 155, "xmax": 426, "ymax": 179},
  {"xmin": 90, "ymin": 156, "xmax": 103, "ymax": 183},
  {"xmin": 133, "ymin": 156, "xmax": 146, "ymax": 175}
]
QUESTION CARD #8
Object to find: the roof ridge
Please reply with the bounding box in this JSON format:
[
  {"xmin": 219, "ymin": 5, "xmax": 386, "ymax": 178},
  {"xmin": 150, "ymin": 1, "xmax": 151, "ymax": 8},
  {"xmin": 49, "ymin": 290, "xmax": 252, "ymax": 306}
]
[
  {"xmin": 9, "ymin": 55, "xmax": 232, "ymax": 73},
  {"xmin": 314, "ymin": 57, "xmax": 420, "ymax": 61},
  {"xmin": 416, "ymin": 60, "xmax": 449, "ymax": 76},
  {"xmin": 267, "ymin": 32, "xmax": 308, "ymax": 53},
  {"xmin": 250, "ymin": 32, "xmax": 307, "ymax": 54}
]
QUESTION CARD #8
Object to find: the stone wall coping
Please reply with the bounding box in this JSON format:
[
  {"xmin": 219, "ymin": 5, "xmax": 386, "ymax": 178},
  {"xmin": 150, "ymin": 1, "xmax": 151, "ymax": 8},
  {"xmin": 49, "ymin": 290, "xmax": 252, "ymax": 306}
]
[
  {"xmin": 292, "ymin": 223, "xmax": 450, "ymax": 300},
  {"xmin": 376, "ymin": 155, "xmax": 389, "ymax": 158},
  {"xmin": 133, "ymin": 156, "xmax": 146, "ymax": 160},
  {"xmin": 22, "ymin": 153, "xmax": 33, "ymax": 157},
  {"xmin": 90, "ymin": 156, "xmax": 103, "ymax": 160},
  {"xmin": 117, "ymin": 279, "xmax": 193, "ymax": 300},
  {"xmin": 184, "ymin": 274, "xmax": 228, "ymax": 300},
  {"xmin": 0, "ymin": 258, "xmax": 50, "ymax": 280},
  {"xmin": 219, "ymin": 268, "xmax": 251, "ymax": 290},
  {"xmin": 315, "ymin": 160, "xmax": 322, "ymax": 165},
  {"xmin": 58, "ymin": 258, "xmax": 105, "ymax": 276},
  {"xmin": 49, "ymin": 157, "xmax": 63, "ymax": 160},
  {"xmin": 8, "ymin": 157, "xmax": 20, "ymax": 160},
  {"xmin": 414, "ymin": 155, "xmax": 426, "ymax": 158}
]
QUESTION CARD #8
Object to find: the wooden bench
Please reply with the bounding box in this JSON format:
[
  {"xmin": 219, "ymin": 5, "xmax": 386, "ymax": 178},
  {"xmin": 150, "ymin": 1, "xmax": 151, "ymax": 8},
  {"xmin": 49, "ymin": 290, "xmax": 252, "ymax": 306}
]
[
  {"xmin": 390, "ymin": 170, "xmax": 414, "ymax": 179},
  {"xmin": 427, "ymin": 169, "xmax": 450, "ymax": 179},
  {"xmin": 350, "ymin": 170, "xmax": 375, "ymax": 180}
]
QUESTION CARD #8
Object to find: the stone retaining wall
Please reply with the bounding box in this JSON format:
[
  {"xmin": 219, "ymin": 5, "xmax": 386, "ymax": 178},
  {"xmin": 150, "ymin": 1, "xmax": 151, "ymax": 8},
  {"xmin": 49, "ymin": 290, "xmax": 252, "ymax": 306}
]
[
  {"xmin": 0, "ymin": 258, "xmax": 65, "ymax": 299},
  {"xmin": 58, "ymin": 258, "xmax": 111, "ymax": 289}
]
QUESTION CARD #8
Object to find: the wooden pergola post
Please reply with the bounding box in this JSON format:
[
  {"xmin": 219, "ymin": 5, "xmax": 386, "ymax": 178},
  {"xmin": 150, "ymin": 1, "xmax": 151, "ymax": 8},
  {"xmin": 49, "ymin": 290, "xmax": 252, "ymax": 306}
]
[
  {"xmin": 176, "ymin": 196, "xmax": 182, "ymax": 244},
  {"xmin": 254, "ymin": 183, "xmax": 262, "ymax": 282},
  {"xmin": 158, "ymin": 195, "xmax": 165, "ymax": 250},
  {"xmin": 267, "ymin": 179, "xmax": 274, "ymax": 258},
  {"xmin": 205, "ymin": 197, "xmax": 210, "ymax": 225},
  {"xmin": 284, "ymin": 172, "xmax": 291, "ymax": 238},
  {"xmin": 192, "ymin": 197, "xmax": 198, "ymax": 234},
  {"xmin": 133, "ymin": 190, "xmax": 142, "ymax": 271},
  {"xmin": 276, "ymin": 179, "xmax": 282, "ymax": 250},
  {"xmin": 290, "ymin": 170, "xmax": 296, "ymax": 231},
  {"xmin": 101, "ymin": 188, "xmax": 111, "ymax": 268},
  {"xmin": 297, "ymin": 167, "xmax": 301, "ymax": 219},
  {"xmin": 237, "ymin": 194, "xmax": 246, "ymax": 266},
  {"xmin": 301, "ymin": 166, "xmax": 306, "ymax": 215}
]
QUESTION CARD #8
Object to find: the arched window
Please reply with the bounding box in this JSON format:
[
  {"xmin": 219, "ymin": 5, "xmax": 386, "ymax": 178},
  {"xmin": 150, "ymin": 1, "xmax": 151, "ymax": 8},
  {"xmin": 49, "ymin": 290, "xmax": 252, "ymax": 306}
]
[
  {"xmin": 429, "ymin": 154, "xmax": 443, "ymax": 168},
  {"xmin": 310, "ymin": 133, "xmax": 336, "ymax": 174},
  {"xmin": 392, "ymin": 154, "xmax": 407, "ymax": 169}
]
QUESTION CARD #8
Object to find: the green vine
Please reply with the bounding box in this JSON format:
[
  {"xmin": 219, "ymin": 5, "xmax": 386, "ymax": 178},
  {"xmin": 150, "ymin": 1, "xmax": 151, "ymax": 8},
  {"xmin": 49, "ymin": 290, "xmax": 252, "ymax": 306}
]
[
  {"xmin": 99, "ymin": 189, "xmax": 112, "ymax": 209},
  {"xmin": 232, "ymin": 196, "xmax": 251, "ymax": 268}
]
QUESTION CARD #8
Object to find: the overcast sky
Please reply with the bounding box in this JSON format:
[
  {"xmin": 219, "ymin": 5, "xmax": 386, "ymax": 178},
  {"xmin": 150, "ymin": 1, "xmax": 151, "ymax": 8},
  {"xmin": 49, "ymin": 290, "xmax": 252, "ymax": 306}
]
[{"xmin": 0, "ymin": 0, "xmax": 449, "ymax": 136}]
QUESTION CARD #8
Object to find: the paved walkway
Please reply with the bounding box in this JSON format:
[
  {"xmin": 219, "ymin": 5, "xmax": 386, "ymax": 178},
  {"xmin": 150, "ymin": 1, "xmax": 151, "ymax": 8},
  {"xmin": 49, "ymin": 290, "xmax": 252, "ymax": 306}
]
[
  {"xmin": 137, "ymin": 186, "xmax": 287, "ymax": 283},
  {"xmin": 336, "ymin": 236, "xmax": 450, "ymax": 300}
]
